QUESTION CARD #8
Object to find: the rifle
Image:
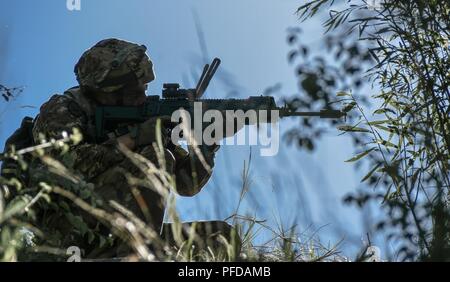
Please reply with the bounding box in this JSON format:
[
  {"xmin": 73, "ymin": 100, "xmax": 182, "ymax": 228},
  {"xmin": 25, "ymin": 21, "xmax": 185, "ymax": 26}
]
[{"xmin": 95, "ymin": 58, "xmax": 345, "ymax": 141}]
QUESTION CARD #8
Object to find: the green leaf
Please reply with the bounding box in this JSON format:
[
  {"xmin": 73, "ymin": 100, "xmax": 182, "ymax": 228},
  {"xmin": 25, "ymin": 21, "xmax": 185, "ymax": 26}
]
[
  {"xmin": 337, "ymin": 91, "xmax": 350, "ymax": 97},
  {"xmin": 338, "ymin": 125, "xmax": 371, "ymax": 133},
  {"xmin": 345, "ymin": 147, "xmax": 376, "ymax": 162},
  {"xmin": 87, "ymin": 231, "xmax": 95, "ymax": 244},
  {"xmin": 59, "ymin": 201, "xmax": 71, "ymax": 212},
  {"xmin": 1, "ymin": 196, "xmax": 30, "ymax": 223},
  {"xmin": 79, "ymin": 189, "xmax": 91, "ymax": 200},
  {"xmin": 376, "ymin": 27, "xmax": 390, "ymax": 34},
  {"xmin": 70, "ymin": 128, "xmax": 83, "ymax": 145},
  {"xmin": 405, "ymin": 134, "xmax": 414, "ymax": 146},
  {"xmin": 373, "ymin": 108, "xmax": 396, "ymax": 115},
  {"xmin": 375, "ymin": 139, "xmax": 398, "ymax": 148},
  {"xmin": 361, "ymin": 163, "xmax": 381, "ymax": 183},
  {"xmin": 1, "ymin": 227, "xmax": 11, "ymax": 245},
  {"xmin": 342, "ymin": 101, "xmax": 357, "ymax": 113},
  {"xmin": 373, "ymin": 124, "xmax": 394, "ymax": 133},
  {"xmin": 99, "ymin": 236, "xmax": 107, "ymax": 248},
  {"xmin": 410, "ymin": 169, "xmax": 421, "ymax": 188},
  {"xmin": 41, "ymin": 194, "xmax": 51, "ymax": 204},
  {"xmin": 368, "ymin": 120, "xmax": 389, "ymax": 125},
  {"xmin": 66, "ymin": 213, "xmax": 89, "ymax": 236}
]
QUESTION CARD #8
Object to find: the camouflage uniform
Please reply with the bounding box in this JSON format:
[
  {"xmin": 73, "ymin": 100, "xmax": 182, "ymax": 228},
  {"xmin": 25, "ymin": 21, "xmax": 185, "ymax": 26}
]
[{"xmin": 22, "ymin": 39, "xmax": 239, "ymax": 259}]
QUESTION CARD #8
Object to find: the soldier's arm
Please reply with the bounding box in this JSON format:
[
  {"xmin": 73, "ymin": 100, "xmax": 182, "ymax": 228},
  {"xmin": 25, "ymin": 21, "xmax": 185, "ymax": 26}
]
[
  {"xmin": 171, "ymin": 144, "xmax": 219, "ymax": 196},
  {"xmin": 32, "ymin": 94, "xmax": 125, "ymax": 179},
  {"xmin": 114, "ymin": 116, "xmax": 173, "ymax": 151}
]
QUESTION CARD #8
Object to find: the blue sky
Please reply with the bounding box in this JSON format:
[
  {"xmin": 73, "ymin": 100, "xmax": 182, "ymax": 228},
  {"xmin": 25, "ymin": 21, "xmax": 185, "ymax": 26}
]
[{"xmin": 0, "ymin": 0, "xmax": 389, "ymax": 259}]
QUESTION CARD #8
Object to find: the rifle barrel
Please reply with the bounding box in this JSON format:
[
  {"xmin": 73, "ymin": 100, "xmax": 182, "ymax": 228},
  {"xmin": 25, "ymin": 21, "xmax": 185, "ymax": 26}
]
[{"xmin": 280, "ymin": 109, "xmax": 345, "ymax": 119}]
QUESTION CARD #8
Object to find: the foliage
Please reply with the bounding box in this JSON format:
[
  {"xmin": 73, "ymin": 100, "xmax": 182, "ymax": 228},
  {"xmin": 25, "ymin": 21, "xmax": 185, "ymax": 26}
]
[
  {"xmin": 0, "ymin": 124, "xmax": 343, "ymax": 261},
  {"xmin": 290, "ymin": 0, "xmax": 449, "ymax": 261}
]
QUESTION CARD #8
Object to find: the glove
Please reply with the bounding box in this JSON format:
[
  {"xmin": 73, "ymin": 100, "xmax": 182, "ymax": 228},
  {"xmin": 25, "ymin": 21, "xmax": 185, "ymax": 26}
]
[{"xmin": 131, "ymin": 116, "xmax": 175, "ymax": 148}]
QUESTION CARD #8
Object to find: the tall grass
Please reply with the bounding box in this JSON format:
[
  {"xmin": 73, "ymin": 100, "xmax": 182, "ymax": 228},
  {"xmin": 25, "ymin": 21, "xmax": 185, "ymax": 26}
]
[{"xmin": 0, "ymin": 124, "xmax": 346, "ymax": 261}]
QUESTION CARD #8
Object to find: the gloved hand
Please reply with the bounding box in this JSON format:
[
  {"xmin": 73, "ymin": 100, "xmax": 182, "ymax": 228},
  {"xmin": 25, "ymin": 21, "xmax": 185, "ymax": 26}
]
[{"xmin": 132, "ymin": 116, "xmax": 175, "ymax": 148}]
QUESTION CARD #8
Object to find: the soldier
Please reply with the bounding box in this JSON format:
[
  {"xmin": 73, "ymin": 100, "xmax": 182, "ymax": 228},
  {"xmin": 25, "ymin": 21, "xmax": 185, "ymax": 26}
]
[{"xmin": 6, "ymin": 38, "xmax": 240, "ymax": 260}]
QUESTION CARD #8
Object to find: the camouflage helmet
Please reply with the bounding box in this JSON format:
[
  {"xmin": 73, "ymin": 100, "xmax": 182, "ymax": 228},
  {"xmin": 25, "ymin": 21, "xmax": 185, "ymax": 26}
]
[{"xmin": 74, "ymin": 38, "xmax": 155, "ymax": 93}]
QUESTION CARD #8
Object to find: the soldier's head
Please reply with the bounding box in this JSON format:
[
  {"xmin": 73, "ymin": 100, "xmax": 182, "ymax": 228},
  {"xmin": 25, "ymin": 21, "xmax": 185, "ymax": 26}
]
[{"xmin": 74, "ymin": 38, "xmax": 155, "ymax": 106}]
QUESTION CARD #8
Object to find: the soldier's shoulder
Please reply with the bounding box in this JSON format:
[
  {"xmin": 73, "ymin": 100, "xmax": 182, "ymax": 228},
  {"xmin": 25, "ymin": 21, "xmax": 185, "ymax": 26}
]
[
  {"xmin": 38, "ymin": 93, "xmax": 72, "ymax": 115},
  {"xmin": 33, "ymin": 87, "xmax": 93, "ymax": 139},
  {"xmin": 64, "ymin": 86, "xmax": 96, "ymax": 116},
  {"xmin": 39, "ymin": 87, "xmax": 94, "ymax": 117}
]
